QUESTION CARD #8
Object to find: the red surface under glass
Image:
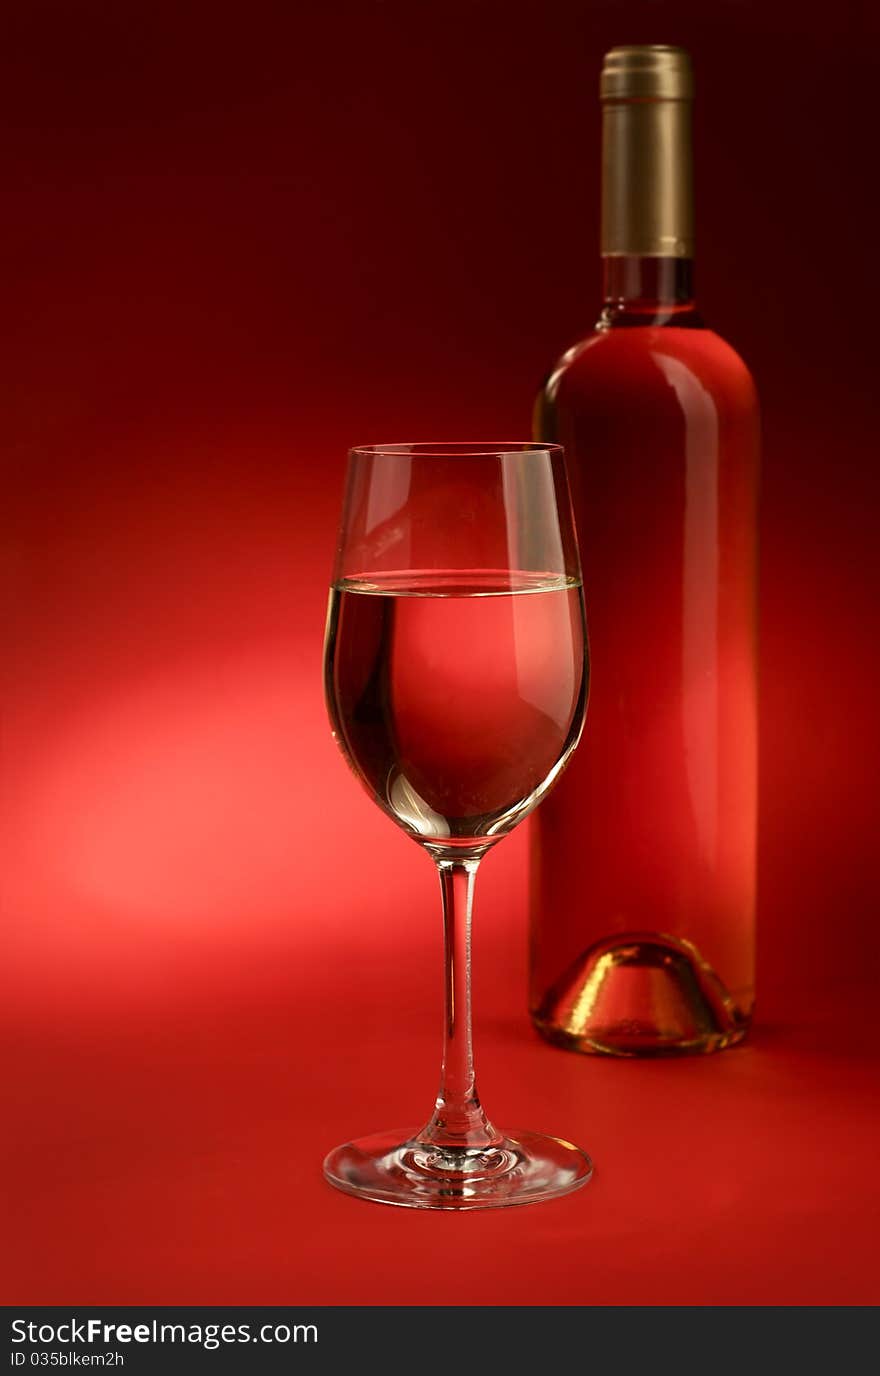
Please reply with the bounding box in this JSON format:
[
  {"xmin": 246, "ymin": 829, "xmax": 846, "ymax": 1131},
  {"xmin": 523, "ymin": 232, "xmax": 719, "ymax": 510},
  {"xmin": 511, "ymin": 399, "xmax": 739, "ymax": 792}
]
[{"xmin": 5, "ymin": 971, "xmax": 878, "ymax": 1304}]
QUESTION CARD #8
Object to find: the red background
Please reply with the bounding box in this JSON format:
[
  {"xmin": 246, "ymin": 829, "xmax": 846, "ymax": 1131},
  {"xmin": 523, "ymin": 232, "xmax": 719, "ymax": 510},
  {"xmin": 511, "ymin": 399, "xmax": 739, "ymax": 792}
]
[{"xmin": 3, "ymin": 1, "xmax": 878, "ymax": 1304}]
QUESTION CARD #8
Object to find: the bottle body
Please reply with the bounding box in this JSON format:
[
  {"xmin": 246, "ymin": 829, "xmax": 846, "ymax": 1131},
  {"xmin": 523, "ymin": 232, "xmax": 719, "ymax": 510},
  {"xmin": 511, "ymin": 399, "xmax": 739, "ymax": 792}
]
[{"xmin": 531, "ymin": 322, "xmax": 759, "ymax": 1053}]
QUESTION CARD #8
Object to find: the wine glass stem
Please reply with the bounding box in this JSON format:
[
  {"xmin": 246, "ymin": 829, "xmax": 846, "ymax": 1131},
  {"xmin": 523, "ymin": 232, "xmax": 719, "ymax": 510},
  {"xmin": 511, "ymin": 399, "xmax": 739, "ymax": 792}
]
[{"xmin": 417, "ymin": 857, "xmax": 501, "ymax": 1153}]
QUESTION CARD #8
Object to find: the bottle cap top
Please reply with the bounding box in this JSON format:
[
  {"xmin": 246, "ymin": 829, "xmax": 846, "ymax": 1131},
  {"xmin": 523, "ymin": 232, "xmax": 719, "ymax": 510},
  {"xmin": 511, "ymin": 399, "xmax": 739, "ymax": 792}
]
[{"xmin": 600, "ymin": 45, "xmax": 694, "ymax": 101}]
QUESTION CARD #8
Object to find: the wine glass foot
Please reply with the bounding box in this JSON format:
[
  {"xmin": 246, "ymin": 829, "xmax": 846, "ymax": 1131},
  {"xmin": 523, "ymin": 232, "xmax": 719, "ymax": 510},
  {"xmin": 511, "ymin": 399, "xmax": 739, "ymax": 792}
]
[{"xmin": 323, "ymin": 1128, "xmax": 593, "ymax": 1210}]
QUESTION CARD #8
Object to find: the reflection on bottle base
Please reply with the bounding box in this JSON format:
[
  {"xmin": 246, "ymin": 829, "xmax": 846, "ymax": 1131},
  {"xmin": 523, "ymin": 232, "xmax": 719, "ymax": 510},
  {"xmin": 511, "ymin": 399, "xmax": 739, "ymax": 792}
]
[{"xmin": 532, "ymin": 932, "xmax": 751, "ymax": 1056}]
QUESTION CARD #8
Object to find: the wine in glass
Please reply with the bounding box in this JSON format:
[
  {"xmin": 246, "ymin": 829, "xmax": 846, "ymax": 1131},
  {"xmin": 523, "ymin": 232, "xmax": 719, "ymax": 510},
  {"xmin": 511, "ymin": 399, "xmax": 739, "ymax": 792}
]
[{"xmin": 323, "ymin": 442, "xmax": 591, "ymax": 1208}]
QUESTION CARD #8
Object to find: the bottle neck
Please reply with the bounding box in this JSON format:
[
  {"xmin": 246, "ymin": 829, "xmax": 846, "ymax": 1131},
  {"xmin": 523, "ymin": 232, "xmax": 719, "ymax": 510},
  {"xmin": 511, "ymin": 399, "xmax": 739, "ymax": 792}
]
[
  {"xmin": 599, "ymin": 256, "xmax": 703, "ymax": 329},
  {"xmin": 600, "ymin": 48, "xmax": 697, "ymax": 329}
]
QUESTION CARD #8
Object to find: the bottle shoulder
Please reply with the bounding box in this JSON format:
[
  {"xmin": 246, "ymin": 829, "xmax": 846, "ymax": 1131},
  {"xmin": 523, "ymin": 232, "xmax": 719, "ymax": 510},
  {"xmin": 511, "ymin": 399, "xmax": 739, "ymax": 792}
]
[{"xmin": 544, "ymin": 325, "xmax": 758, "ymax": 415}]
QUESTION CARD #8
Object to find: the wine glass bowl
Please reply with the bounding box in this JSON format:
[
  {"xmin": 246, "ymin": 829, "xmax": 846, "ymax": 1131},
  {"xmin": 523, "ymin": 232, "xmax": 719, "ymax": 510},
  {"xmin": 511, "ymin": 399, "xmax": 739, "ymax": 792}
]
[
  {"xmin": 325, "ymin": 568, "xmax": 586, "ymax": 854},
  {"xmin": 322, "ymin": 443, "xmax": 592, "ymax": 1208}
]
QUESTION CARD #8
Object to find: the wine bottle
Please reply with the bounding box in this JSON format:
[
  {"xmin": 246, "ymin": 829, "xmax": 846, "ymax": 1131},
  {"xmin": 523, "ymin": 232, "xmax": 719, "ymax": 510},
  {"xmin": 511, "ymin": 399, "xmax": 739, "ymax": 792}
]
[{"xmin": 530, "ymin": 45, "xmax": 759, "ymax": 1055}]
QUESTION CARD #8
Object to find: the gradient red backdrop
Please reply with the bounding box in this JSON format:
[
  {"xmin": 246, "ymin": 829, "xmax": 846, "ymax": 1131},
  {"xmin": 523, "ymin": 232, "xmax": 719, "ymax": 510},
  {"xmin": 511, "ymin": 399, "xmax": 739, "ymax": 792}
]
[{"xmin": 4, "ymin": 0, "xmax": 878, "ymax": 1305}]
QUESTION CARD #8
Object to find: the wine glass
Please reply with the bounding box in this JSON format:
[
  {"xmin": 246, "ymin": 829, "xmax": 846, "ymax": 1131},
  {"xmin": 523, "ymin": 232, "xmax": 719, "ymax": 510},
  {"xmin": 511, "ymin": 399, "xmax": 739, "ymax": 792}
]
[{"xmin": 322, "ymin": 442, "xmax": 592, "ymax": 1209}]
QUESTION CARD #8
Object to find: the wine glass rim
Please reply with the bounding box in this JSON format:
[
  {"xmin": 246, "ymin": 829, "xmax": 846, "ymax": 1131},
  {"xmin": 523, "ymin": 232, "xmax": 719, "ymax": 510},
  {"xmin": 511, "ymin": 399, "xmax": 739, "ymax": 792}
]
[{"xmin": 349, "ymin": 441, "xmax": 563, "ymax": 459}]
